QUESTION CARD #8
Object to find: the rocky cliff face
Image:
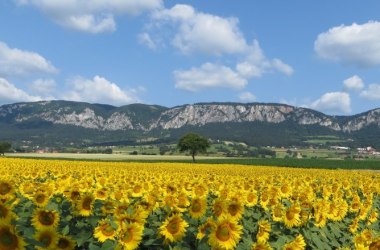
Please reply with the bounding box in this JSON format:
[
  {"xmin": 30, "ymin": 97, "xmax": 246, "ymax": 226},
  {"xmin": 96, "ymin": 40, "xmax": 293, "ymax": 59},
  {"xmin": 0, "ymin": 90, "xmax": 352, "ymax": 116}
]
[{"xmin": 0, "ymin": 101, "xmax": 379, "ymax": 133}]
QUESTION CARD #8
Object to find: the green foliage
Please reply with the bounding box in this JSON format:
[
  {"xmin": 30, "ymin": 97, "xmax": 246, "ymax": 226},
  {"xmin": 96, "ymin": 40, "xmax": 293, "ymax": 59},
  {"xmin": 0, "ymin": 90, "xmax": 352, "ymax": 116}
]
[
  {"xmin": 0, "ymin": 141, "xmax": 11, "ymax": 155},
  {"xmin": 178, "ymin": 133, "xmax": 210, "ymax": 162}
]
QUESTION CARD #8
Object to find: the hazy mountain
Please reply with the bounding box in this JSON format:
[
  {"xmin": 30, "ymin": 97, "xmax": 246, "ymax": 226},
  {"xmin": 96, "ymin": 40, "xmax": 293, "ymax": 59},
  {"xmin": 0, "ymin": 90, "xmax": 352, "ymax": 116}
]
[{"xmin": 0, "ymin": 100, "xmax": 379, "ymax": 148}]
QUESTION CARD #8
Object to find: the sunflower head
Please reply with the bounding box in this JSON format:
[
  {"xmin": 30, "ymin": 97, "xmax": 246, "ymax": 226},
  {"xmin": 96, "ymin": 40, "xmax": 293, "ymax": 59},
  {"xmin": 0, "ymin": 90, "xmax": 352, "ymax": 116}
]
[
  {"xmin": 189, "ymin": 197, "xmax": 207, "ymax": 219},
  {"xmin": 0, "ymin": 225, "xmax": 25, "ymax": 250},
  {"xmin": 159, "ymin": 214, "xmax": 189, "ymax": 243},
  {"xmin": 94, "ymin": 219, "xmax": 118, "ymax": 243},
  {"xmin": 208, "ymin": 216, "xmax": 243, "ymax": 250},
  {"xmin": 35, "ymin": 229, "xmax": 59, "ymax": 250},
  {"xmin": 56, "ymin": 235, "xmax": 76, "ymax": 250},
  {"xmin": 32, "ymin": 209, "xmax": 59, "ymax": 229},
  {"xmin": 33, "ymin": 191, "xmax": 50, "ymax": 208},
  {"xmin": 118, "ymin": 223, "xmax": 144, "ymax": 250},
  {"xmin": 76, "ymin": 193, "xmax": 94, "ymax": 217}
]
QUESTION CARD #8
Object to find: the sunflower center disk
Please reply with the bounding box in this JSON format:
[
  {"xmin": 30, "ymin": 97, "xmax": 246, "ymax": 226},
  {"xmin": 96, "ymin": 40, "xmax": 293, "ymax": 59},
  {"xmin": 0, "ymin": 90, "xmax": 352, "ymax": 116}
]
[
  {"xmin": 192, "ymin": 202, "xmax": 201, "ymax": 213},
  {"xmin": 216, "ymin": 225, "xmax": 231, "ymax": 242},
  {"xmin": 0, "ymin": 206, "xmax": 8, "ymax": 218},
  {"xmin": 286, "ymin": 211, "xmax": 295, "ymax": 220},
  {"xmin": 101, "ymin": 225, "xmax": 115, "ymax": 236},
  {"xmin": 58, "ymin": 238, "xmax": 69, "ymax": 248},
  {"xmin": 167, "ymin": 220, "xmax": 179, "ymax": 234},
  {"xmin": 39, "ymin": 212, "xmax": 54, "ymax": 226},
  {"xmin": 122, "ymin": 230, "xmax": 133, "ymax": 243},
  {"xmin": 83, "ymin": 198, "xmax": 92, "ymax": 210},
  {"xmin": 0, "ymin": 183, "xmax": 10, "ymax": 195},
  {"xmin": 0, "ymin": 230, "xmax": 17, "ymax": 248}
]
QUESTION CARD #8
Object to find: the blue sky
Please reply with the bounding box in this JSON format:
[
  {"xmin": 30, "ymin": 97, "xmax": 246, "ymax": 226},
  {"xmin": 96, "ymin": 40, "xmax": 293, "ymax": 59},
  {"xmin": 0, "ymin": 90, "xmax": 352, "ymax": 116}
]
[{"xmin": 0, "ymin": 1, "xmax": 380, "ymax": 115}]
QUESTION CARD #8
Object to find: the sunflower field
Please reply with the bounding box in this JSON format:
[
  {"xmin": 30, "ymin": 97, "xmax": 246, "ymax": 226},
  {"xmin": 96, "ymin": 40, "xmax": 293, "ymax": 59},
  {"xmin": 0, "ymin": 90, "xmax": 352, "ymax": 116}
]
[{"xmin": 0, "ymin": 158, "xmax": 379, "ymax": 250}]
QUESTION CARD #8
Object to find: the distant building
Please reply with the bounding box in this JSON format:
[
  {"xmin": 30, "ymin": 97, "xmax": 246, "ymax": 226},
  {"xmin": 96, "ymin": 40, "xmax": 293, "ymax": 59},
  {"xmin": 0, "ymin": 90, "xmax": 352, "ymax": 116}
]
[{"xmin": 330, "ymin": 146, "xmax": 350, "ymax": 150}]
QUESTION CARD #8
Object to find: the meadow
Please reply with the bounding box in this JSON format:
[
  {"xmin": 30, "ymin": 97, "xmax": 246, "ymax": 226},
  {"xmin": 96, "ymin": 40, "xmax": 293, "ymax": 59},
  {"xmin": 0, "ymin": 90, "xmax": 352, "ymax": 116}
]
[{"xmin": 0, "ymin": 158, "xmax": 379, "ymax": 249}]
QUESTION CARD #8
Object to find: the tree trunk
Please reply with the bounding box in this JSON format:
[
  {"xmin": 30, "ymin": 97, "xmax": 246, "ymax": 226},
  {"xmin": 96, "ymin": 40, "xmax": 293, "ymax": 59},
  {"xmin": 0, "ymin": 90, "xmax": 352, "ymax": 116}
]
[{"xmin": 192, "ymin": 152, "xmax": 195, "ymax": 163}]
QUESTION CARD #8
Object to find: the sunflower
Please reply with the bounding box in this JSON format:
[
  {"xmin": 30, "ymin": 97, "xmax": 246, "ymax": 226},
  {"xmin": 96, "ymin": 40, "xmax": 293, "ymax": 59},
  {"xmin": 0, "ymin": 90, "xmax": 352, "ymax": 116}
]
[
  {"xmin": 101, "ymin": 200, "xmax": 116, "ymax": 216},
  {"xmin": 189, "ymin": 197, "xmax": 207, "ymax": 219},
  {"xmin": 76, "ymin": 193, "xmax": 94, "ymax": 217},
  {"xmin": 369, "ymin": 238, "xmax": 380, "ymax": 250},
  {"xmin": 208, "ymin": 216, "xmax": 243, "ymax": 250},
  {"xmin": 283, "ymin": 204, "xmax": 301, "ymax": 228},
  {"xmin": 0, "ymin": 181, "xmax": 14, "ymax": 200},
  {"xmin": 33, "ymin": 191, "xmax": 50, "ymax": 208},
  {"xmin": 160, "ymin": 214, "xmax": 188, "ymax": 243},
  {"xmin": 94, "ymin": 219, "xmax": 118, "ymax": 243},
  {"xmin": 271, "ymin": 204, "xmax": 284, "ymax": 222},
  {"xmin": 130, "ymin": 184, "xmax": 144, "ymax": 198},
  {"xmin": 245, "ymin": 190, "xmax": 258, "ymax": 207},
  {"xmin": 56, "ymin": 235, "xmax": 76, "ymax": 250},
  {"xmin": 251, "ymin": 241, "xmax": 273, "ymax": 250},
  {"xmin": 282, "ymin": 234, "xmax": 306, "ymax": 250},
  {"xmin": 32, "ymin": 209, "xmax": 59, "ymax": 229},
  {"xmin": 35, "ymin": 229, "xmax": 59, "ymax": 250},
  {"xmin": 349, "ymin": 218, "xmax": 359, "ymax": 234},
  {"xmin": 0, "ymin": 224, "xmax": 26, "ymax": 250},
  {"xmin": 196, "ymin": 218, "xmax": 215, "ymax": 240},
  {"xmin": 117, "ymin": 222, "xmax": 143, "ymax": 250},
  {"xmin": 367, "ymin": 210, "xmax": 378, "ymax": 224},
  {"xmin": 256, "ymin": 220, "xmax": 271, "ymax": 243},
  {"xmin": 0, "ymin": 202, "xmax": 14, "ymax": 224},
  {"xmin": 213, "ymin": 199, "xmax": 226, "ymax": 218},
  {"xmin": 227, "ymin": 200, "xmax": 244, "ymax": 220},
  {"xmin": 95, "ymin": 187, "xmax": 108, "ymax": 200}
]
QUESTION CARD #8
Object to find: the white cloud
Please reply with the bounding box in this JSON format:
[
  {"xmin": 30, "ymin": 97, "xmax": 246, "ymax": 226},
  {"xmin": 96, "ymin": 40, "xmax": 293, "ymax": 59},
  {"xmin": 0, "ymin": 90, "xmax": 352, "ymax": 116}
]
[
  {"xmin": 145, "ymin": 4, "xmax": 293, "ymax": 92},
  {"xmin": 151, "ymin": 4, "xmax": 247, "ymax": 55},
  {"xmin": 30, "ymin": 78, "xmax": 56, "ymax": 94},
  {"xmin": 315, "ymin": 21, "xmax": 380, "ymax": 67},
  {"xmin": 360, "ymin": 84, "xmax": 380, "ymax": 101},
  {"xmin": 310, "ymin": 92, "xmax": 351, "ymax": 114},
  {"xmin": 138, "ymin": 32, "xmax": 157, "ymax": 50},
  {"xmin": 62, "ymin": 75, "xmax": 140, "ymax": 105},
  {"xmin": 236, "ymin": 40, "xmax": 294, "ymax": 78},
  {"xmin": 343, "ymin": 75, "xmax": 364, "ymax": 91},
  {"xmin": 16, "ymin": 0, "xmax": 163, "ymax": 33},
  {"xmin": 0, "ymin": 78, "xmax": 41, "ymax": 104},
  {"xmin": 0, "ymin": 41, "xmax": 57, "ymax": 77},
  {"xmin": 174, "ymin": 63, "xmax": 247, "ymax": 92},
  {"xmin": 239, "ymin": 91, "xmax": 256, "ymax": 102},
  {"xmin": 272, "ymin": 58, "xmax": 294, "ymax": 76}
]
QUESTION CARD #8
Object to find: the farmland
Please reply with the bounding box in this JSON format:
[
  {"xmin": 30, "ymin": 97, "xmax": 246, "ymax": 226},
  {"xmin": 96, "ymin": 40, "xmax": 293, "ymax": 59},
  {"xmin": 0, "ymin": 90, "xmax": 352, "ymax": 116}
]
[{"xmin": 0, "ymin": 158, "xmax": 379, "ymax": 249}]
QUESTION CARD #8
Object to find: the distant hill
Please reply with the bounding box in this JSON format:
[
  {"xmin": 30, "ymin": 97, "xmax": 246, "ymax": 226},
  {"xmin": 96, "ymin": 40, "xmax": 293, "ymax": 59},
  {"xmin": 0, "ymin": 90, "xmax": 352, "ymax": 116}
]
[{"xmin": 0, "ymin": 100, "xmax": 379, "ymax": 148}]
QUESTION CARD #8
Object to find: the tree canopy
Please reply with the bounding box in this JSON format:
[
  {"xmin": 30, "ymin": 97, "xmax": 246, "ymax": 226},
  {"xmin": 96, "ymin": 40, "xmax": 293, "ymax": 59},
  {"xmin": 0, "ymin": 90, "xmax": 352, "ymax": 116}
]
[
  {"xmin": 0, "ymin": 142, "xmax": 11, "ymax": 155},
  {"xmin": 177, "ymin": 133, "xmax": 210, "ymax": 162}
]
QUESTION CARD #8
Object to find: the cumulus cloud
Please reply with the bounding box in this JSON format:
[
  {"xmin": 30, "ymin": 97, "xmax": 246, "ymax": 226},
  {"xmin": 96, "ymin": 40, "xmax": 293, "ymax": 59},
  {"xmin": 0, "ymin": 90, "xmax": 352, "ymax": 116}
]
[
  {"xmin": 236, "ymin": 40, "xmax": 294, "ymax": 78},
  {"xmin": 144, "ymin": 5, "xmax": 293, "ymax": 91},
  {"xmin": 30, "ymin": 78, "xmax": 56, "ymax": 94},
  {"xmin": 62, "ymin": 75, "xmax": 140, "ymax": 105},
  {"xmin": 16, "ymin": 0, "xmax": 163, "ymax": 33},
  {"xmin": 151, "ymin": 4, "xmax": 247, "ymax": 55},
  {"xmin": 310, "ymin": 92, "xmax": 351, "ymax": 114},
  {"xmin": 239, "ymin": 91, "xmax": 256, "ymax": 102},
  {"xmin": 360, "ymin": 84, "xmax": 380, "ymax": 101},
  {"xmin": 315, "ymin": 21, "xmax": 380, "ymax": 67},
  {"xmin": 138, "ymin": 32, "xmax": 157, "ymax": 50},
  {"xmin": 343, "ymin": 75, "xmax": 364, "ymax": 91},
  {"xmin": 174, "ymin": 63, "xmax": 247, "ymax": 92},
  {"xmin": 0, "ymin": 41, "xmax": 57, "ymax": 77},
  {"xmin": 0, "ymin": 78, "xmax": 41, "ymax": 104}
]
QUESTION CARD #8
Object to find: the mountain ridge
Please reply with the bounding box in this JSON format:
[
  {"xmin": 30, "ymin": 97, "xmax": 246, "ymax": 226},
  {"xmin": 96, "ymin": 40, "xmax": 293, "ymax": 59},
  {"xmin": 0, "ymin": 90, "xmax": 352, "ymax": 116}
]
[{"xmin": 0, "ymin": 100, "xmax": 379, "ymax": 147}]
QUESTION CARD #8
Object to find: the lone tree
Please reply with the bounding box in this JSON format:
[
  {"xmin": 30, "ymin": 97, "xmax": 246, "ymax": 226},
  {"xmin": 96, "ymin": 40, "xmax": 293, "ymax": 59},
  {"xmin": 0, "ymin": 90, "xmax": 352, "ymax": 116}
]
[
  {"xmin": 178, "ymin": 133, "xmax": 210, "ymax": 163},
  {"xmin": 0, "ymin": 142, "xmax": 11, "ymax": 156}
]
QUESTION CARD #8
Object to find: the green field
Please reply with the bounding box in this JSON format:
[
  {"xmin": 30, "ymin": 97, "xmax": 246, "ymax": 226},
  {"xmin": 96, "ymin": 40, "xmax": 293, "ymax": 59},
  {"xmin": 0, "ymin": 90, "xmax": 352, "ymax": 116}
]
[{"xmin": 6, "ymin": 152, "xmax": 380, "ymax": 170}]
